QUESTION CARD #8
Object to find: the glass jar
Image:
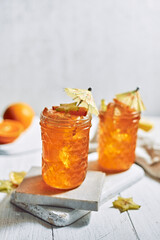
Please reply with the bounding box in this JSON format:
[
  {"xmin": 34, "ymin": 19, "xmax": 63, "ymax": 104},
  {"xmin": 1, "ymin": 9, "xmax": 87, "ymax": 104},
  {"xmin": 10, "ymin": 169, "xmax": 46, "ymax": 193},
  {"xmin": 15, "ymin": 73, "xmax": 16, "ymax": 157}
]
[
  {"xmin": 40, "ymin": 109, "xmax": 91, "ymax": 189},
  {"xmin": 98, "ymin": 102, "xmax": 140, "ymax": 173}
]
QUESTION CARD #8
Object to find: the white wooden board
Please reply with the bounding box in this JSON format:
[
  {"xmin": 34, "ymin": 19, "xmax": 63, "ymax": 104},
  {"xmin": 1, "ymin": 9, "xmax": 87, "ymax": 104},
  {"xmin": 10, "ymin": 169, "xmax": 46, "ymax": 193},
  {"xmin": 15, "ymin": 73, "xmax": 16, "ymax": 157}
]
[{"xmin": 12, "ymin": 168, "xmax": 105, "ymax": 211}]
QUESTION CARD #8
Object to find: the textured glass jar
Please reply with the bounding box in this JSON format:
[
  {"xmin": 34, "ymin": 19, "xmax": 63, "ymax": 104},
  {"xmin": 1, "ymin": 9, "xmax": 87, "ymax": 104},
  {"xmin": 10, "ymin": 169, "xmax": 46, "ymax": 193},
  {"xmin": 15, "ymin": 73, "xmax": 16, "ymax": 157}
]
[
  {"xmin": 40, "ymin": 110, "xmax": 91, "ymax": 189},
  {"xmin": 98, "ymin": 105, "xmax": 140, "ymax": 173}
]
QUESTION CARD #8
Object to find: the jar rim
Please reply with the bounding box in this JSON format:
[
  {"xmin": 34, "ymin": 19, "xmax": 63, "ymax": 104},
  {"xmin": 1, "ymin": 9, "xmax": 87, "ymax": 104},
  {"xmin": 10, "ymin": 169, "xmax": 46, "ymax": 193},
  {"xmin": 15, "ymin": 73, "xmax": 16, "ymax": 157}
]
[
  {"xmin": 40, "ymin": 110, "xmax": 92, "ymax": 128},
  {"xmin": 99, "ymin": 110, "xmax": 140, "ymax": 120}
]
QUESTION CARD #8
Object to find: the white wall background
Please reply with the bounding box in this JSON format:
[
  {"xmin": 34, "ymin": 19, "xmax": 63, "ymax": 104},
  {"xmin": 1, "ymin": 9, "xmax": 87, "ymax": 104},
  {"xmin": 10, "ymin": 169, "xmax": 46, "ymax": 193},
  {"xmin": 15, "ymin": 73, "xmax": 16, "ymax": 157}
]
[{"xmin": 0, "ymin": 0, "xmax": 160, "ymax": 115}]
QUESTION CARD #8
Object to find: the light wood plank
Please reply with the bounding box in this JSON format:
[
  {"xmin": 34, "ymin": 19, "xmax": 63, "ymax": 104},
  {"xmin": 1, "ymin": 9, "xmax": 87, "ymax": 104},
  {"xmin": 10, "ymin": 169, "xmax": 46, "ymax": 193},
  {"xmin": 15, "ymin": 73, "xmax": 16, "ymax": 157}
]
[
  {"xmin": 121, "ymin": 176, "xmax": 160, "ymax": 240},
  {"xmin": 0, "ymin": 193, "xmax": 52, "ymax": 240},
  {"xmin": 53, "ymin": 197, "xmax": 139, "ymax": 240}
]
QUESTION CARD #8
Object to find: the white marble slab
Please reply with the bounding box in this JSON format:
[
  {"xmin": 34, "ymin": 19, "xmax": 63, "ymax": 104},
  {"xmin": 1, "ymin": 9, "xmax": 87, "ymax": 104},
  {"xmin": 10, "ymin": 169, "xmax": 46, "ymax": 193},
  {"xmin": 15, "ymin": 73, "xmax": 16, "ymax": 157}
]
[{"xmin": 11, "ymin": 199, "xmax": 89, "ymax": 227}]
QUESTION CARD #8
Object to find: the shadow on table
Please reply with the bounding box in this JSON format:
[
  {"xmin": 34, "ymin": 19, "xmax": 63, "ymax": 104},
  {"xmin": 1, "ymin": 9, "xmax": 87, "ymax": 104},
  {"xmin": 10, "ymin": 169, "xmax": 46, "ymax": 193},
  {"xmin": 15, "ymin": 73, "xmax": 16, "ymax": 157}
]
[
  {"xmin": 67, "ymin": 212, "xmax": 91, "ymax": 228},
  {"xmin": 52, "ymin": 212, "xmax": 91, "ymax": 229}
]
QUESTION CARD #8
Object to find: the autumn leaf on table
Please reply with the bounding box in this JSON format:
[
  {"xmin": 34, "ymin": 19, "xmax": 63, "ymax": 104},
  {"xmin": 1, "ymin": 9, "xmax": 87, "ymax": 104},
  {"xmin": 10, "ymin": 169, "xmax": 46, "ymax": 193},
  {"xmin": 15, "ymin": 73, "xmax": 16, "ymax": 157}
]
[{"xmin": 112, "ymin": 196, "xmax": 141, "ymax": 213}]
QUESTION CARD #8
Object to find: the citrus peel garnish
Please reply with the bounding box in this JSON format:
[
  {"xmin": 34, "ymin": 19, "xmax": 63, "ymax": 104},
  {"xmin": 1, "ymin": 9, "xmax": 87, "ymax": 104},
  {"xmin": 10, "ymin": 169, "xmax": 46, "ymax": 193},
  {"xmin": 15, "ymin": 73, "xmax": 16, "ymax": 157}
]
[
  {"xmin": 52, "ymin": 103, "xmax": 87, "ymax": 116},
  {"xmin": 113, "ymin": 196, "xmax": 141, "ymax": 212},
  {"xmin": 54, "ymin": 102, "xmax": 79, "ymax": 112},
  {"xmin": 139, "ymin": 119, "xmax": 154, "ymax": 132},
  {"xmin": 60, "ymin": 102, "xmax": 77, "ymax": 107}
]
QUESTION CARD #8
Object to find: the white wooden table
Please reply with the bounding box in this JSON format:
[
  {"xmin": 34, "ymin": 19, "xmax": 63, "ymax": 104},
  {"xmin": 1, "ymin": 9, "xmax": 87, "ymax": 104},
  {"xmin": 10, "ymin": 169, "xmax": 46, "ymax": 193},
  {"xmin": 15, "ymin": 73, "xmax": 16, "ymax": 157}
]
[{"xmin": 0, "ymin": 117, "xmax": 160, "ymax": 240}]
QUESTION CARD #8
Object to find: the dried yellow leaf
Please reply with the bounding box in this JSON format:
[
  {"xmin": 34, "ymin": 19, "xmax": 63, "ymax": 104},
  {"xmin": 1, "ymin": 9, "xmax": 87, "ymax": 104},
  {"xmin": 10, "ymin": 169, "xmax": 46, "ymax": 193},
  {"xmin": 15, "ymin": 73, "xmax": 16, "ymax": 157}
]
[{"xmin": 113, "ymin": 196, "xmax": 141, "ymax": 212}]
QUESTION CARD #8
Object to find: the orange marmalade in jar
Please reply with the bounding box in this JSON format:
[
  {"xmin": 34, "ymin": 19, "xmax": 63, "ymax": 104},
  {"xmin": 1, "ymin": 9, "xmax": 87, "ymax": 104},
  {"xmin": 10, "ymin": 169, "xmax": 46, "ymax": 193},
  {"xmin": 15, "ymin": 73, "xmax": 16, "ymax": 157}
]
[
  {"xmin": 98, "ymin": 99, "xmax": 140, "ymax": 173},
  {"xmin": 40, "ymin": 107, "xmax": 91, "ymax": 189}
]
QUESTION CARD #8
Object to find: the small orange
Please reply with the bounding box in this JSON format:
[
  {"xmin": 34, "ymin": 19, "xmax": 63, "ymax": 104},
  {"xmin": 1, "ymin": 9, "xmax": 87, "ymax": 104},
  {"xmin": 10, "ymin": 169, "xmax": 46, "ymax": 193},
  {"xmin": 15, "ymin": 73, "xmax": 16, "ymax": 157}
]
[
  {"xmin": 3, "ymin": 103, "xmax": 35, "ymax": 130},
  {"xmin": 0, "ymin": 120, "xmax": 24, "ymax": 144}
]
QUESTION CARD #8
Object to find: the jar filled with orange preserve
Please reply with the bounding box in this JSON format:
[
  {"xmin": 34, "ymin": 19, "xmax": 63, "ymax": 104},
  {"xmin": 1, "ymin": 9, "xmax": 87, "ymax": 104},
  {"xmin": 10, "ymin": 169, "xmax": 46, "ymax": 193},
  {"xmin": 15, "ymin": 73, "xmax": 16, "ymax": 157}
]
[
  {"xmin": 40, "ymin": 106, "xmax": 91, "ymax": 190},
  {"xmin": 98, "ymin": 97, "xmax": 141, "ymax": 173}
]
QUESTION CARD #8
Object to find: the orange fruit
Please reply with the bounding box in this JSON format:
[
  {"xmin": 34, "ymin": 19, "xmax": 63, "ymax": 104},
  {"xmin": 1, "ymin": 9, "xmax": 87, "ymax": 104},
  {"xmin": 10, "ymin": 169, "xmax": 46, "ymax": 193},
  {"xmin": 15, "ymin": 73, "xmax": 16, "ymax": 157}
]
[
  {"xmin": 3, "ymin": 103, "xmax": 35, "ymax": 130},
  {"xmin": 0, "ymin": 120, "xmax": 24, "ymax": 144}
]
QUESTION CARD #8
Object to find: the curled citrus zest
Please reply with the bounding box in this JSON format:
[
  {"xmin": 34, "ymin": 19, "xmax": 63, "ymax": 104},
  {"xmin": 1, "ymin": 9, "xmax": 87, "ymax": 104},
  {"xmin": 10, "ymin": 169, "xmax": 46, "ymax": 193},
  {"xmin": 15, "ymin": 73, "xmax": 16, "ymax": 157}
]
[{"xmin": 60, "ymin": 102, "xmax": 77, "ymax": 107}]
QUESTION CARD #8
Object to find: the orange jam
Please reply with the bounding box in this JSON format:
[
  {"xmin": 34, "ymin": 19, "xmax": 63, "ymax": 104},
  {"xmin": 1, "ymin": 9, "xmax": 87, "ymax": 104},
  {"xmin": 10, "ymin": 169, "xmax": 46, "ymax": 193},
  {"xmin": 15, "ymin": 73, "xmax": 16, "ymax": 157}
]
[
  {"xmin": 98, "ymin": 100, "xmax": 140, "ymax": 173},
  {"xmin": 40, "ymin": 108, "xmax": 91, "ymax": 189}
]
